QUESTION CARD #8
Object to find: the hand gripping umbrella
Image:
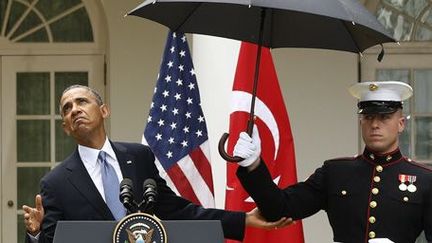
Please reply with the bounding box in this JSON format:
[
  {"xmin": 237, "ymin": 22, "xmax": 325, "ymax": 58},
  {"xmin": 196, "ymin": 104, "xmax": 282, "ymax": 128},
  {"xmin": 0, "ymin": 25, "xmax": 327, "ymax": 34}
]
[{"xmin": 127, "ymin": 0, "xmax": 395, "ymax": 162}]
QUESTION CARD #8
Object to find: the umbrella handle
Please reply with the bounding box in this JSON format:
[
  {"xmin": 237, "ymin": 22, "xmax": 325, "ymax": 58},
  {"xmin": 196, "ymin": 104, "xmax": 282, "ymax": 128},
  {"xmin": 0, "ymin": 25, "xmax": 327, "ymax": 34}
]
[
  {"xmin": 218, "ymin": 119, "xmax": 254, "ymax": 162},
  {"xmin": 218, "ymin": 133, "xmax": 244, "ymax": 162}
]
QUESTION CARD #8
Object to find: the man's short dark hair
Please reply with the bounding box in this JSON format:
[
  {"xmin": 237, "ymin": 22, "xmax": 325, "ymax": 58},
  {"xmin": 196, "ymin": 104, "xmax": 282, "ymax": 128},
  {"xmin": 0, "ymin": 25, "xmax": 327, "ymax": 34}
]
[{"xmin": 59, "ymin": 85, "xmax": 104, "ymax": 114}]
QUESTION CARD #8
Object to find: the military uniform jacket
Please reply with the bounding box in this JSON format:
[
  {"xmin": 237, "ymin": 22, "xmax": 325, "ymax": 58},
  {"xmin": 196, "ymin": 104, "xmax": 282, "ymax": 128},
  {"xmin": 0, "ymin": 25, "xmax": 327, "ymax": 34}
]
[{"xmin": 237, "ymin": 148, "xmax": 432, "ymax": 243}]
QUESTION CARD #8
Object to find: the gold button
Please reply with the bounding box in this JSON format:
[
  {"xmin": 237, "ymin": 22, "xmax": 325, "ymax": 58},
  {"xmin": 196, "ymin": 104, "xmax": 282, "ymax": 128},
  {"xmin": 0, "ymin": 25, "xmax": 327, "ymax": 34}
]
[
  {"xmin": 373, "ymin": 176, "xmax": 381, "ymax": 183},
  {"xmin": 341, "ymin": 190, "xmax": 347, "ymax": 195},
  {"xmin": 369, "ymin": 231, "xmax": 376, "ymax": 238},
  {"xmin": 369, "ymin": 216, "xmax": 376, "ymax": 223},
  {"xmin": 372, "ymin": 188, "xmax": 379, "ymax": 195},
  {"xmin": 370, "ymin": 201, "xmax": 377, "ymax": 208},
  {"xmin": 403, "ymin": 197, "xmax": 409, "ymax": 202},
  {"xmin": 376, "ymin": 165, "xmax": 383, "ymax": 172}
]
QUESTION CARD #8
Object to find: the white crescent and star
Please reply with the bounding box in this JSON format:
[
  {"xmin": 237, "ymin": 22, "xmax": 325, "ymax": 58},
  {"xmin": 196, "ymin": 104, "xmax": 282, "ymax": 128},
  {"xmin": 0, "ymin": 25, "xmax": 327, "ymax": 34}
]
[
  {"xmin": 226, "ymin": 90, "xmax": 282, "ymax": 203},
  {"xmin": 230, "ymin": 90, "xmax": 280, "ymax": 160}
]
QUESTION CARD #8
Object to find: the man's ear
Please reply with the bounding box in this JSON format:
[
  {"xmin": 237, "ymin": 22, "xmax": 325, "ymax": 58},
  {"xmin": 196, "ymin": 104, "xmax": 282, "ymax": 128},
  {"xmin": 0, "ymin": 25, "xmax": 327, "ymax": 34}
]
[
  {"xmin": 62, "ymin": 121, "xmax": 71, "ymax": 136},
  {"xmin": 398, "ymin": 115, "xmax": 406, "ymax": 133},
  {"xmin": 101, "ymin": 104, "xmax": 110, "ymax": 119}
]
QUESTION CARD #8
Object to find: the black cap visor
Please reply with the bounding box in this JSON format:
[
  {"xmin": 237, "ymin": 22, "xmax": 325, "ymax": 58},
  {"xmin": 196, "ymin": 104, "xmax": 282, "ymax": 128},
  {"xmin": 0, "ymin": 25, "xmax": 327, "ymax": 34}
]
[{"xmin": 358, "ymin": 101, "xmax": 402, "ymax": 114}]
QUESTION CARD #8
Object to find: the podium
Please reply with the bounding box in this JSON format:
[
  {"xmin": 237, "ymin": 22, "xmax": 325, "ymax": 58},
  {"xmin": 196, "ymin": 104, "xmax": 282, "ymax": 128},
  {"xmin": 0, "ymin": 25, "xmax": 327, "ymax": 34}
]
[{"xmin": 53, "ymin": 220, "xmax": 224, "ymax": 243}]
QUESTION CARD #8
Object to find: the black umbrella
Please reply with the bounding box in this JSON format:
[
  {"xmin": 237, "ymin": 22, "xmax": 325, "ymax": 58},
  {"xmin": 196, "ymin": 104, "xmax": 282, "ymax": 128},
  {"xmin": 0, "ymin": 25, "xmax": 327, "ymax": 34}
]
[{"xmin": 127, "ymin": 0, "xmax": 395, "ymax": 161}]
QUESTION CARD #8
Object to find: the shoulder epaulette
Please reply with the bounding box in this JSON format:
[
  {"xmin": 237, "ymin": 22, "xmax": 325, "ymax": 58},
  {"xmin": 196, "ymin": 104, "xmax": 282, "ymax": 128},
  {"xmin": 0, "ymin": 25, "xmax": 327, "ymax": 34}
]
[{"xmin": 405, "ymin": 157, "xmax": 432, "ymax": 172}]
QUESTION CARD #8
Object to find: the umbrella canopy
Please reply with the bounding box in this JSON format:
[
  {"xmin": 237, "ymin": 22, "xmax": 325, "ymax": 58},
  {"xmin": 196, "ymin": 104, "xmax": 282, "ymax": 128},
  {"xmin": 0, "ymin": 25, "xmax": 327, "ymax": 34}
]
[
  {"xmin": 128, "ymin": 0, "xmax": 394, "ymax": 161},
  {"xmin": 128, "ymin": 0, "xmax": 395, "ymax": 53}
]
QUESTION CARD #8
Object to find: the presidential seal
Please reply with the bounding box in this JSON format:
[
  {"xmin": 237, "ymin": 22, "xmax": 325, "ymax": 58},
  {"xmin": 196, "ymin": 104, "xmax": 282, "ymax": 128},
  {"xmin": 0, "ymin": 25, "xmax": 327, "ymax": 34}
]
[{"xmin": 113, "ymin": 213, "xmax": 167, "ymax": 243}]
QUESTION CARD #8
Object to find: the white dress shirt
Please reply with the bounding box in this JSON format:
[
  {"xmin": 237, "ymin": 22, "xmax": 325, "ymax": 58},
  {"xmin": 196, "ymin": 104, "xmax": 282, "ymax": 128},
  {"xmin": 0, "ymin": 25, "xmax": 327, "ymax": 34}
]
[{"xmin": 78, "ymin": 137, "xmax": 124, "ymax": 201}]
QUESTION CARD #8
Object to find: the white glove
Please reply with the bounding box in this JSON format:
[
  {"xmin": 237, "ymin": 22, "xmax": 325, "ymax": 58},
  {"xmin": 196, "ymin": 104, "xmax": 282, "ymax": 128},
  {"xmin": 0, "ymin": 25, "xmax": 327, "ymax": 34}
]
[{"xmin": 233, "ymin": 125, "xmax": 261, "ymax": 167}]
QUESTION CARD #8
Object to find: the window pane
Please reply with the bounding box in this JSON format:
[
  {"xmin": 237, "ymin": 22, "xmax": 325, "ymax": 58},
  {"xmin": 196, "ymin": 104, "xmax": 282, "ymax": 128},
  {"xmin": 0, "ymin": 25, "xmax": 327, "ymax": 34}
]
[
  {"xmin": 17, "ymin": 120, "xmax": 50, "ymax": 162},
  {"xmin": 376, "ymin": 69, "xmax": 411, "ymax": 114},
  {"xmin": 403, "ymin": 0, "xmax": 427, "ymax": 18},
  {"xmin": 0, "ymin": 0, "xmax": 7, "ymax": 34},
  {"xmin": 415, "ymin": 117, "xmax": 432, "ymax": 160},
  {"xmin": 51, "ymin": 7, "xmax": 93, "ymax": 42},
  {"xmin": 18, "ymin": 215, "xmax": 25, "ymax": 243},
  {"xmin": 11, "ymin": 9, "xmax": 42, "ymax": 40},
  {"xmin": 376, "ymin": 69, "xmax": 409, "ymax": 81},
  {"xmin": 427, "ymin": 12, "xmax": 432, "ymax": 25},
  {"xmin": 17, "ymin": 72, "xmax": 50, "ymax": 115},
  {"xmin": 6, "ymin": 1, "xmax": 26, "ymax": 35},
  {"xmin": 17, "ymin": 28, "xmax": 48, "ymax": 42},
  {"xmin": 35, "ymin": 0, "xmax": 82, "ymax": 20},
  {"xmin": 55, "ymin": 120, "xmax": 76, "ymax": 161},
  {"xmin": 55, "ymin": 72, "xmax": 88, "ymax": 114},
  {"xmin": 415, "ymin": 26, "xmax": 432, "ymax": 41},
  {"xmin": 414, "ymin": 70, "xmax": 432, "ymax": 113},
  {"xmin": 400, "ymin": 117, "xmax": 411, "ymax": 157},
  {"xmin": 17, "ymin": 167, "xmax": 49, "ymax": 207},
  {"xmin": 376, "ymin": 7, "xmax": 414, "ymax": 41}
]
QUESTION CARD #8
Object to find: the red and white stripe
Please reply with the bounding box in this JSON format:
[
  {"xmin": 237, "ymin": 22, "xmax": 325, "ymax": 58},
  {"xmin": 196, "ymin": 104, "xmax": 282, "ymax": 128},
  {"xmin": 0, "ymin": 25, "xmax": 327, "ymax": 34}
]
[{"xmin": 143, "ymin": 137, "xmax": 215, "ymax": 208}]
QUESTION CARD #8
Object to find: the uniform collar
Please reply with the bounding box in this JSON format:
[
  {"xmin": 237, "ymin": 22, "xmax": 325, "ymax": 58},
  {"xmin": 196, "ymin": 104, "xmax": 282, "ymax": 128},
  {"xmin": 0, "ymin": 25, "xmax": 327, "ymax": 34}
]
[{"xmin": 362, "ymin": 147, "xmax": 403, "ymax": 165}]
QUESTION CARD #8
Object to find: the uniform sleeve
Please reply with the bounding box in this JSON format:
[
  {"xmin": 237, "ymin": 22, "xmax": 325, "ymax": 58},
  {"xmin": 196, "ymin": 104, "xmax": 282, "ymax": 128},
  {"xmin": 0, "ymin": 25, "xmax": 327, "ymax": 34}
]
[{"xmin": 237, "ymin": 160, "xmax": 326, "ymax": 221}]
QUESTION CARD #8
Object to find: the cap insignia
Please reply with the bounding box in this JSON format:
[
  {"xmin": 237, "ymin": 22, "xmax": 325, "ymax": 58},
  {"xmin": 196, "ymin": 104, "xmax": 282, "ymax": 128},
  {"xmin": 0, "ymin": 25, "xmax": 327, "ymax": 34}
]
[{"xmin": 369, "ymin": 84, "xmax": 379, "ymax": 91}]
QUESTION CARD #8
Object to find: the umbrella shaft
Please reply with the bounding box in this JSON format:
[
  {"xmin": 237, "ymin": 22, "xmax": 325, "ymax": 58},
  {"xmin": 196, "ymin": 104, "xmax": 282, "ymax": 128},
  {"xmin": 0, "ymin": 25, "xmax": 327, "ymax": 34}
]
[{"xmin": 248, "ymin": 8, "xmax": 266, "ymax": 135}]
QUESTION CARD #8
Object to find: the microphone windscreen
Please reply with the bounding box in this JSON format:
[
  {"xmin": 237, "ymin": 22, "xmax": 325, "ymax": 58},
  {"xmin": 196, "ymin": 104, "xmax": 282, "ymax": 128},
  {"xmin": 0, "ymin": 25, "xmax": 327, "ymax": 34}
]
[
  {"xmin": 143, "ymin": 178, "xmax": 156, "ymax": 189},
  {"xmin": 120, "ymin": 178, "xmax": 133, "ymax": 189}
]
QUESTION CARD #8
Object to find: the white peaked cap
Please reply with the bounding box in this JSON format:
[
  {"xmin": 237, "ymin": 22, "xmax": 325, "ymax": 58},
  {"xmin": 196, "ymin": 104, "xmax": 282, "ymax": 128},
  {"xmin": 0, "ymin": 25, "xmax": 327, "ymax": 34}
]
[{"xmin": 349, "ymin": 81, "xmax": 413, "ymax": 102}]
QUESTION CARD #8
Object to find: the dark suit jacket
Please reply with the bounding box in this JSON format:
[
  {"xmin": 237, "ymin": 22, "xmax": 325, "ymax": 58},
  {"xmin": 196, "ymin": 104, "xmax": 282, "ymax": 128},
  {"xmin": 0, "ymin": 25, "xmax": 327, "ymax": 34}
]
[
  {"xmin": 27, "ymin": 141, "xmax": 245, "ymax": 243},
  {"xmin": 237, "ymin": 148, "xmax": 432, "ymax": 243}
]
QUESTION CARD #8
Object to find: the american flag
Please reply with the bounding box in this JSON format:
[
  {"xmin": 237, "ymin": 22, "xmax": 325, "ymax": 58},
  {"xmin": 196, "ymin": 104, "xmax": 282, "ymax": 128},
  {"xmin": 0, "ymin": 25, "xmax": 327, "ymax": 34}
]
[{"xmin": 142, "ymin": 31, "xmax": 214, "ymax": 207}]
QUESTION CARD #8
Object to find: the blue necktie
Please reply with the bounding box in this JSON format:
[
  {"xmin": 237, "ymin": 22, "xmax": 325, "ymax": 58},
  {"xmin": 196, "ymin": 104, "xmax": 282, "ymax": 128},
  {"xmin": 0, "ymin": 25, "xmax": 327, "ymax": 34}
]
[{"xmin": 98, "ymin": 151, "xmax": 125, "ymax": 220}]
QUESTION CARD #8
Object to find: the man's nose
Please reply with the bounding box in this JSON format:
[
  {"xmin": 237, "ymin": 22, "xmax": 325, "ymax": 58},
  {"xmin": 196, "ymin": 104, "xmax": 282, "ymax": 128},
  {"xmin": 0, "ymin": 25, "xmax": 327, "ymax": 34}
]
[
  {"xmin": 371, "ymin": 117, "xmax": 380, "ymax": 127},
  {"xmin": 71, "ymin": 103, "xmax": 81, "ymax": 114}
]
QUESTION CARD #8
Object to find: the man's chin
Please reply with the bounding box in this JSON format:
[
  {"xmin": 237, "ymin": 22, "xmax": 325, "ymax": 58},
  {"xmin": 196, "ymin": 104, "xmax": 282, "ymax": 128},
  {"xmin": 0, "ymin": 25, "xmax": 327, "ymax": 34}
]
[{"xmin": 71, "ymin": 126, "xmax": 90, "ymax": 136}]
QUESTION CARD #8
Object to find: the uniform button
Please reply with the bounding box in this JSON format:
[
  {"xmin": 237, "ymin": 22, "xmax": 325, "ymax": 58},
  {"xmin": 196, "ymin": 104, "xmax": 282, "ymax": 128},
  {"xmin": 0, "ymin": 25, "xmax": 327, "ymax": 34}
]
[
  {"xmin": 341, "ymin": 190, "xmax": 347, "ymax": 195},
  {"xmin": 372, "ymin": 188, "xmax": 379, "ymax": 195},
  {"xmin": 370, "ymin": 201, "xmax": 377, "ymax": 208},
  {"xmin": 375, "ymin": 165, "xmax": 383, "ymax": 172},
  {"xmin": 369, "ymin": 216, "xmax": 376, "ymax": 223},
  {"xmin": 369, "ymin": 231, "xmax": 376, "ymax": 238},
  {"xmin": 403, "ymin": 197, "xmax": 409, "ymax": 202},
  {"xmin": 373, "ymin": 176, "xmax": 381, "ymax": 183}
]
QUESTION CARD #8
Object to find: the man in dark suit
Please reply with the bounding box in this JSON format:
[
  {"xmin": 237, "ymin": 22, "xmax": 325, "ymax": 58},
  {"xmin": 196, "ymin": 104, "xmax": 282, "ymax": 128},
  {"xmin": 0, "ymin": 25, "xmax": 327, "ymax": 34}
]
[
  {"xmin": 232, "ymin": 81, "xmax": 432, "ymax": 243},
  {"xmin": 22, "ymin": 85, "xmax": 290, "ymax": 243}
]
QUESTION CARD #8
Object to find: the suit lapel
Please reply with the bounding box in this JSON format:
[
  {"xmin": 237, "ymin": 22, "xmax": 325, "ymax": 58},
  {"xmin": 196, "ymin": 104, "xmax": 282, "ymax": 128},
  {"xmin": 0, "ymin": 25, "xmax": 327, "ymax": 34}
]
[
  {"xmin": 65, "ymin": 149, "xmax": 114, "ymax": 219},
  {"xmin": 111, "ymin": 142, "xmax": 137, "ymax": 186}
]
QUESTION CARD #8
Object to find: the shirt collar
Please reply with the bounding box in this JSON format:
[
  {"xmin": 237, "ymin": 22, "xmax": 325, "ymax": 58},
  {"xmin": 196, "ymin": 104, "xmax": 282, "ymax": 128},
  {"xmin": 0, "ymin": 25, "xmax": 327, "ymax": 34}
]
[
  {"xmin": 78, "ymin": 137, "xmax": 117, "ymax": 167},
  {"xmin": 362, "ymin": 147, "xmax": 403, "ymax": 165}
]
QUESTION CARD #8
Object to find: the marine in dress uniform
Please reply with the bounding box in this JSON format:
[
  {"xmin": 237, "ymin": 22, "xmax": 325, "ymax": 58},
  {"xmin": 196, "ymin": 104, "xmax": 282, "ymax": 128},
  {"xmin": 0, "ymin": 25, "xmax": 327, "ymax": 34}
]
[{"xmin": 234, "ymin": 81, "xmax": 432, "ymax": 243}]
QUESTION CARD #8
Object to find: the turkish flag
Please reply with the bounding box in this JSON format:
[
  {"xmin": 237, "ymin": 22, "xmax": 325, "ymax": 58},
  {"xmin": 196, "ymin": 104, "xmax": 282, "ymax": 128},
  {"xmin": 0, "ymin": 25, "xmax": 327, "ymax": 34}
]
[{"xmin": 225, "ymin": 42, "xmax": 304, "ymax": 243}]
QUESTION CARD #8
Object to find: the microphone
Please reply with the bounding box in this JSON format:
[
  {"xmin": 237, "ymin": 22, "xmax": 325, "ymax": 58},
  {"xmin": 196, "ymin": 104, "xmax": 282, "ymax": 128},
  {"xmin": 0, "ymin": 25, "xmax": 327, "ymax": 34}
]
[
  {"xmin": 142, "ymin": 178, "xmax": 158, "ymax": 214},
  {"xmin": 120, "ymin": 178, "xmax": 136, "ymax": 214}
]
